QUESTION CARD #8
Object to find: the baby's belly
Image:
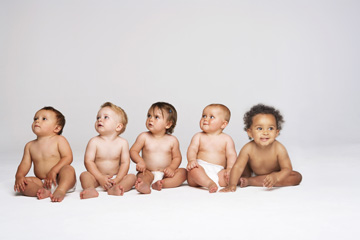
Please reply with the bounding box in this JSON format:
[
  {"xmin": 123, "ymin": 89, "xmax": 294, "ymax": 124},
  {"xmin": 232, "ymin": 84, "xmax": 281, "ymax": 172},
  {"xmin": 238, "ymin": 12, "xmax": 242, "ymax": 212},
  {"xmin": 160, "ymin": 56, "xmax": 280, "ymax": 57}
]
[
  {"xmin": 144, "ymin": 158, "xmax": 171, "ymax": 171},
  {"xmin": 197, "ymin": 152, "xmax": 226, "ymax": 167},
  {"xmin": 96, "ymin": 161, "xmax": 120, "ymax": 176}
]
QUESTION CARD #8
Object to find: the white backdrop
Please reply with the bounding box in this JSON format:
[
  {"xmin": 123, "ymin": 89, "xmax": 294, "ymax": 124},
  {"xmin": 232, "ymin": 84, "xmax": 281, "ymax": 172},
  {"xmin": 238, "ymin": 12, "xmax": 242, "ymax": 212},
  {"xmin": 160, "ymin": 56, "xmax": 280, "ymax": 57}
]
[{"xmin": 1, "ymin": 0, "xmax": 359, "ymax": 156}]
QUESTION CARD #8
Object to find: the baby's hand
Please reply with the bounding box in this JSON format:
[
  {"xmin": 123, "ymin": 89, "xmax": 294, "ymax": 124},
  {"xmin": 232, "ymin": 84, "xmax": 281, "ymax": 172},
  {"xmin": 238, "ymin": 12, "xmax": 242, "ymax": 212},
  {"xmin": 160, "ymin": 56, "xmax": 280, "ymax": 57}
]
[
  {"xmin": 263, "ymin": 173, "xmax": 278, "ymax": 188},
  {"xmin": 224, "ymin": 169, "xmax": 231, "ymax": 184},
  {"xmin": 164, "ymin": 167, "xmax": 175, "ymax": 178},
  {"xmin": 186, "ymin": 160, "xmax": 199, "ymax": 171},
  {"xmin": 136, "ymin": 161, "xmax": 146, "ymax": 173},
  {"xmin": 99, "ymin": 175, "xmax": 114, "ymax": 190},
  {"xmin": 14, "ymin": 177, "xmax": 28, "ymax": 192},
  {"xmin": 44, "ymin": 170, "xmax": 57, "ymax": 189},
  {"xmin": 219, "ymin": 185, "xmax": 237, "ymax": 193}
]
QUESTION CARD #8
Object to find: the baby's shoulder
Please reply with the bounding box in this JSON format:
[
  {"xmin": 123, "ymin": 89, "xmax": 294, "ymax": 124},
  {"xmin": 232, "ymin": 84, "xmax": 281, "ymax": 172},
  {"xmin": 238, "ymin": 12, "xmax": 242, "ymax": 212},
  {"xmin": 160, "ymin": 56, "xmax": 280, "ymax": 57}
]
[
  {"xmin": 115, "ymin": 136, "xmax": 129, "ymax": 145},
  {"xmin": 241, "ymin": 141, "xmax": 256, "ymax": 152},
  {"xmin": 163, "ymin": 134, "xmax": 179, "ymax": 143},
  {"xmin": 273, "ymin": 140, "xmax": 287, "ymax": 152}
]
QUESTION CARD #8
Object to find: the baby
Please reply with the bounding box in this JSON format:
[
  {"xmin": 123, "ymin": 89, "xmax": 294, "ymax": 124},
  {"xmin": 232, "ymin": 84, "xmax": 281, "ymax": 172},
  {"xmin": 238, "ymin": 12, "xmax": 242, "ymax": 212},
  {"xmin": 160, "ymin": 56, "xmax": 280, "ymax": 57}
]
[
  {"xmin": 80, "ymin": 102, "xmax": 136, "ymax": 199},
  {"xmin": 220, "ymin": 104, "xmax": 302, "ymax": 192},
  {"xmin": 187, "ymin": 104, "xmax": 237, "ymax": 193},
  {"xmin": 14, "ymin": 106, "xmax": 76, "ymax": 202},
  {"xmin": 130, "ymin": 102, "xmax": 187, "ymax": 194}
]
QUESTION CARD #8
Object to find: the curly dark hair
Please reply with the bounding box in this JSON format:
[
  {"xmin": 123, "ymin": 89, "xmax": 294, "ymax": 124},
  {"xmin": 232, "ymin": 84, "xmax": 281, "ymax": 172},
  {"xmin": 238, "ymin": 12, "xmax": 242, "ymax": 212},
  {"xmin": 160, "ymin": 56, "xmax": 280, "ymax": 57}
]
[
  {"xmin": 148, "ymin": 102, "xmax": 177, "ymax": 134},
  {"xmin": 243, "ymin": 104, "xmax": 284, "ymax": 133}
]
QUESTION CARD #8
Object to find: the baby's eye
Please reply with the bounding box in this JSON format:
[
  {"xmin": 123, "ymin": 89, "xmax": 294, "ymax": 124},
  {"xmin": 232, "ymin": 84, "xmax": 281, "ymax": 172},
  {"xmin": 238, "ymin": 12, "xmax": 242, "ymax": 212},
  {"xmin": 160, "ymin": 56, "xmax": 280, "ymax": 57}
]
[
  {"xmin": 96, "ymin": 116, "xmax": 101, "ymax": 120},
  {"xmin": 155, "ymin": 116, "xmax": 160, "ymax": 119},
  {"xmin": 202, "ymin": 115, "xmax": 206, "ymax": 118},
  {"xmin": 42, "ymin": 118, "xmax": 47, "ymax": 121},
  {"xmin": 257, "ymin": 127, "xmax": 262, "ymax": 131},
  {"xmin": 34, "ymin": 117, "xmax": 38, "ymax": 121},
  {"xmin": 210, "ymin": 116, "xmax": 215, "ymax": 119},
  {"xmin": 104, "ymin": 116, "xmax": 109, "ymax": 119},
  {"xmin": 269, "ymin": 127, "xmax": 274, "ymax": 131},
  {"xmin": 147, "ymin": 114, "xmax": 151, "ymax": 118}
]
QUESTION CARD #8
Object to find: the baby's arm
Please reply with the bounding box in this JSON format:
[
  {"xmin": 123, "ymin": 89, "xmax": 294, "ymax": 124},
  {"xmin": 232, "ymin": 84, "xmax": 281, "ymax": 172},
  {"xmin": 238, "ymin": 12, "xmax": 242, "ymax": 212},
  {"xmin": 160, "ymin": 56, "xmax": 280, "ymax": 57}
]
[
  {"xmin": 263, "ymin": 144, "xmax": 292, "ymax": 188},
  {"xmin": 224, "ymin": 135, "xmax": 237, "ymax": 181},
  {"xmin": 14, "ymin": 142, "xmax": 32, "ymax": 192},
  {"xmin": 129, "ymin": 133, "xmax": 147, "ymax": 172},
  {"xmin": 114, "ymin": 140, "xmax": 131, "ymax": 184},
  {"xmin": 220, "ymin": 145, "xmax": 249, "ymax": 192},
  {"xmin": 164, "ymin": 137, "xmax": 182, "ymax": 177},
  {"xmin": 44, "ymin": 136, "xmax": 73, "ymax": 189},
  {"xmin": 186, "ymin": 133, "xmax": 201, "ymax": 171},
  {"xmin": 84, "ymin": 138, "xmax": 114, "ymax": 190}
]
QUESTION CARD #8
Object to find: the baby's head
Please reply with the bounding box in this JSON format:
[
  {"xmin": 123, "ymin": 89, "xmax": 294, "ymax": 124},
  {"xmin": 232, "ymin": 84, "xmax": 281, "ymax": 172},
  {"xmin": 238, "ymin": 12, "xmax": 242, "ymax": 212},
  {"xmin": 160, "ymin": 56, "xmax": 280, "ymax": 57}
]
[
  {"xmin": 33, "ymin": 106, "xmax": 65, "ymax": 135},
  {"xmin": 99, "ymin": 102, "xmax": 128, "ymax": 135},
  {"xmin": 243, "ymin": 104, "xmax": 284, "ymax": 139},
  {"xmin": 147, "ymin": 102, "xmax": 177, "ymax": 134},
  {"xmin": 201, "ymin": 104, "xmax": 231, "ymax": 133}
]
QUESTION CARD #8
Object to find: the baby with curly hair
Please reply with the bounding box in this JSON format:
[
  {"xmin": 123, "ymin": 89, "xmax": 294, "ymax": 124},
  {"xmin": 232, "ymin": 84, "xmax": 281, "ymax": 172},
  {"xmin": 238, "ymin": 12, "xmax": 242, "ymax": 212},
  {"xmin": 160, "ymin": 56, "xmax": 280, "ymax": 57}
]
[{"xmin": 220, "ymin": 104, "xmax": 302, "ymax": 192}]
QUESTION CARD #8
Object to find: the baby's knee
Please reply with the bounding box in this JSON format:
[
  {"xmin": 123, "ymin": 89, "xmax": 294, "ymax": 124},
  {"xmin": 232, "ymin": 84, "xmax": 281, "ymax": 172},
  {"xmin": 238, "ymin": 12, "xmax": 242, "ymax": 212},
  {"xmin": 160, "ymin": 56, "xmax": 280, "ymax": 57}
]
[
  {"xmin": 79, "ymin": 171, "xmax": 92, "ymax": 181},
  {"xmin": 291, "ymin": 171, "xmax": 302, "ymax": 185},
  {"xmin": 176, "ymin": 168, "xmax": 187, "ymax": 178},
  {"xmin": 60, "ymin": 165, "xmax": 75, "ymax": 174}
]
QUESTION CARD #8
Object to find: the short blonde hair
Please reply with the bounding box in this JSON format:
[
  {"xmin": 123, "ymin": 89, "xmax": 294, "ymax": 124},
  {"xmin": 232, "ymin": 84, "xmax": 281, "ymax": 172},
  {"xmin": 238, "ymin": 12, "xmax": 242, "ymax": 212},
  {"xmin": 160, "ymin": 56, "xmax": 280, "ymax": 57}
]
[
  {"xmin": 206, "ymin": 104, "xmax": 231, "ymax": 122},
  {"xmin": 101, "ymin": 102, "xmax": 128, "ymax": 134}
]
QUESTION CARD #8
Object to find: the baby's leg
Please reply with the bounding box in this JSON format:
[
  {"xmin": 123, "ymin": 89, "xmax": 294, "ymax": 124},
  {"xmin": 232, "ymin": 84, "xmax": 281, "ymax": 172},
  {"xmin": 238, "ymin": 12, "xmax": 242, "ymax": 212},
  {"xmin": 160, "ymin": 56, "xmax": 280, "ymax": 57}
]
[
  {"xmin": 187, "ymin": 166, "xmax": 218, "ymax": 193},
  {"xmin": 51, "ymin": 165, "xmax": 76, "ymax": 202},
  {"xmin": 19, "ymin": 177, "xmax": 50, "ymax": 199},
  {"xmin": 108, "ymin": 174, "xmax": 136, "ymax": 196},
  {"xmin": 243, "ymin": 171, "xmax": 302, "ymax": 187},
  {"xmin": 80, "ymin": 171, "xmax": 100, "ymax": 199},
  {"xmin": 162, "ymin": 168, "xmax": 187, "ymax": 189},
  {"xmin": 218, "ymin": 170, "xmax": 228, "ymax": 187},
  {"xmin": 135, "ymin": 170, "xmax": 154, "ymax": 194},
  {"xmin": 153, "ymin": 168, "xmax": 187, "ymax": 190}
]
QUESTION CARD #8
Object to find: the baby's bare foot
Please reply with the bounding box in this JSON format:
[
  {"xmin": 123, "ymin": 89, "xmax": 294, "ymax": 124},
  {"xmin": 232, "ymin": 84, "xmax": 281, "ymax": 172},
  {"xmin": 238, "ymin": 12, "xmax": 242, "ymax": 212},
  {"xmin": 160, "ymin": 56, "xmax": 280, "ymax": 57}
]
[
  {"xmin": 208, "ymin": 183, "xmax": 218, "ymax": 193},
  {"xmin": 108, "ymin": 185, "xmax": 124, "ymax": 196},
  {"xmin": 37, "ymin": 188, "xmax": 51, "ymax": 200},
  {"xmin": 80, "ymin": 188, "xmax": 99, "ymax": 199},
  {"xmin": 151, "ymin": 180, "xmax": 163, "ymax": 191},
  {"xmin": 51, "ymin": 189, "xmax": 66, "ymax": 202},
  {"xmin": 240, "ymin": 178, "xmax": 249, "ymax": 188},
  {"xmin": 135, "ymin": 178, "xmax": 151, "ymax": 194}
]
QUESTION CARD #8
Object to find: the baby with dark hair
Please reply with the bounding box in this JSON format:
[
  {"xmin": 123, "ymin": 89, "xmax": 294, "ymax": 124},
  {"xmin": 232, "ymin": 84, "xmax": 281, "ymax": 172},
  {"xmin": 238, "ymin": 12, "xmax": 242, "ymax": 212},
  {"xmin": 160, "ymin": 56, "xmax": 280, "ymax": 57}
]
[
  {"xmin": 221, "ymin": 104, "xmax": 302, "ymax": 192},
  {"xmin": 130, "ymin": 102, "xmax": 186, "ymax": 194}
]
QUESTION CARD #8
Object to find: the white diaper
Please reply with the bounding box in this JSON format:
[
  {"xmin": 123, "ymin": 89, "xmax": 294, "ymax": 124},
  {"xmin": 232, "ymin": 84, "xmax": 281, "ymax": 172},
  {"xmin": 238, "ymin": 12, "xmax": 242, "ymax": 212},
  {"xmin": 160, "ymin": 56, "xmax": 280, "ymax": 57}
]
[
  {"xmin": 151, "ymin": 171, "xmax": 164, "ymax": 184},
  {"xmin": 197, "ymin": 159, "xmax": 224, "ymax": 187},
  {"xmin": 42, "ymin": 179, "xmax": 76, "ymax": 194}
]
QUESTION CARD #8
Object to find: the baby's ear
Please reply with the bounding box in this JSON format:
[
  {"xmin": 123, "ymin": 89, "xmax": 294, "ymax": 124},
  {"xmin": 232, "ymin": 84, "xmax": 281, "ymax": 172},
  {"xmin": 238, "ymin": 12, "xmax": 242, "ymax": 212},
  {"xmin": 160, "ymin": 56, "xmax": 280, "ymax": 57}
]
[
  {"xmin": 220, "ymin": 121, "xmax": 228, "ymax": 130},
  {"xmin": 246, "ymin": 128, "xmax": 253, "ymax": 139},
  {"xmin": 54, "ymin": 125, "xmax": 62, "ymax": 134},
  {"xmin": 165, "ymin": 121, "xmax": 173, "ymax": 129},
  {"xmin": 116, "ymin": 123, "xmax": 124, "ymax": 132}
]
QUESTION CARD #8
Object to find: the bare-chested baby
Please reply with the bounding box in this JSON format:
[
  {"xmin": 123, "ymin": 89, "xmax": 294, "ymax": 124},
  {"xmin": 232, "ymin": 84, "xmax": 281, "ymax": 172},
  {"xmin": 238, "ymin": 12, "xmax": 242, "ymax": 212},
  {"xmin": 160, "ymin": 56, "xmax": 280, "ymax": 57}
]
[
  {"xmin": 220, "ymin": 104, "xmax": 302, "ymax": 192},
  {"xmin": 80, "ymin": 102, "xmax": 136, "ymax": 199},
  {"xmin": 14, "ymin": 106, "xmax": 76, "ymax": 202},
  {"xmin": 187, "ymin": 104, "xmax": 237, "ymax": 193},
  {"xmin": 130, "ymin": 102, "xmax": 187, "ymax": 194}
]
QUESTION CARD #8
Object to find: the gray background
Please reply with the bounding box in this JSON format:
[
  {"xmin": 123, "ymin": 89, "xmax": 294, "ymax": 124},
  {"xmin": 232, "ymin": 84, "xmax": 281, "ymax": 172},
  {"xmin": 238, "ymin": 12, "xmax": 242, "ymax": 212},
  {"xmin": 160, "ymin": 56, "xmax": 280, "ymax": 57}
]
[
  {"xmin": 1, "ymin": 0, "xmax": 359, "ymax": 155},
  {"xmin": 1, "ymin": 1, "xmax": 359, "ymax": 240}
]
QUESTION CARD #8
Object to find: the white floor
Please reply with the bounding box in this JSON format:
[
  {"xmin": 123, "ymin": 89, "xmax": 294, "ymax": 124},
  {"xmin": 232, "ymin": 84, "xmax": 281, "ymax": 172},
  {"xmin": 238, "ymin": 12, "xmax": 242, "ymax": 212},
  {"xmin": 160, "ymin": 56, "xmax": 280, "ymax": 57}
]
[{"xmin": 1, "ymin": 144, "xmax": 359, "ymax": 240}]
